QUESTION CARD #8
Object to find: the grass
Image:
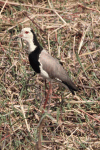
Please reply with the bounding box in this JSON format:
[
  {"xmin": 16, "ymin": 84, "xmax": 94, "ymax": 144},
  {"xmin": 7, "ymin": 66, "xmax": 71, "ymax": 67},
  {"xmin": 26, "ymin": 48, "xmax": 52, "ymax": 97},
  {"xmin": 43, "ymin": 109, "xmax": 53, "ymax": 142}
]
[{"xmin": 0, "ymin": 0, "xmax": 100, "ymax": 149}]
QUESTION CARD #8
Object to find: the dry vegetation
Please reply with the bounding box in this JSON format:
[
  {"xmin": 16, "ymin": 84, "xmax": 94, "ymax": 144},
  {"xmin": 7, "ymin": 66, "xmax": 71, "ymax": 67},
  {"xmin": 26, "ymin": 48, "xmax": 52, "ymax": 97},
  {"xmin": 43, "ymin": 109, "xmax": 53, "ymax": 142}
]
[{"xmin": 0, "ymin": 0, "xmax": 100, "ymax": 149}]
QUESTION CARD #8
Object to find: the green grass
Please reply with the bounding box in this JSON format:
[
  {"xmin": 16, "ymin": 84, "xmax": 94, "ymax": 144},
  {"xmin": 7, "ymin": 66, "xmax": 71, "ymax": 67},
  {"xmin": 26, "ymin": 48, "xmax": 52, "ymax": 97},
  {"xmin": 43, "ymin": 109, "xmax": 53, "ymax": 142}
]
[{"xmin": 0, "ymin": 0, "xmax": 100, "ymax": 149}]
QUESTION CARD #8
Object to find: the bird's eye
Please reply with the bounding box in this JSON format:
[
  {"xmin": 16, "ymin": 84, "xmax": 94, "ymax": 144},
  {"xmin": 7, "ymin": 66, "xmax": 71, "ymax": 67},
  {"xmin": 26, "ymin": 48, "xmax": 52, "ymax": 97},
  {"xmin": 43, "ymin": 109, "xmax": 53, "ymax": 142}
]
[{"xmin": 25, "ymin": 31, "xmax": 29, "ymax": 34}]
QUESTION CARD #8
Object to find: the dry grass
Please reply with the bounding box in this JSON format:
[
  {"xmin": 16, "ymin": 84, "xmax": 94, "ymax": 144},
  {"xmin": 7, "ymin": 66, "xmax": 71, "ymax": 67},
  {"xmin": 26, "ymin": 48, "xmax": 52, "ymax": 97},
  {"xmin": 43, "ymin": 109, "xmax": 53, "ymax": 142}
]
[{"xmin": 0, "ymin": 0, "xmax": 100, "ymax": 149}]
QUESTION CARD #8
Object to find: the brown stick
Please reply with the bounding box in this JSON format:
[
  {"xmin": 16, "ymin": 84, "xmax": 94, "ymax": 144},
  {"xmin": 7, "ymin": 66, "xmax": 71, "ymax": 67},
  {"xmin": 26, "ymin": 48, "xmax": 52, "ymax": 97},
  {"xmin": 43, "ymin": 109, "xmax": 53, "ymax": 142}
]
[{"xmin": 78, "ymin": 108, "xmax": 100, "ymax": 123}]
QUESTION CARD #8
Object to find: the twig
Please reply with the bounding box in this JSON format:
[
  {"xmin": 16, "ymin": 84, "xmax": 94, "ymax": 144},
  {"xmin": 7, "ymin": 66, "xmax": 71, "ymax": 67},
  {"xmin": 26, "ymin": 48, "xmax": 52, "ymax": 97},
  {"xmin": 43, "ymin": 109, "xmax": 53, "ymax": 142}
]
[
  {"xmin": 78, "ymin": 108, "xmax": 100, "ymax": 123},
  {"xmin": 18, "ymin": 97, "xmax": 30, "ymax": 132},
  {"xmin": 0, "ymin": 0, "xmax": 69, "ymax": 13},
  {"xmin": 23, "ymin": 11, "xmax": 46, "ymax": 34},
  {"xmin": 0, "ymin": 42, "xmax": 5, "ymax": 52},
  {"xmin": 78, "ymin": 3, "xmax": 100, "ymax": 13},
  {"xmin": 79, "ymin": 49, "xmax": 100, "ymax": 57},
  {"xmin": 78, "ymin": 25, "xmax": 90, "ymax": 54},
  {"xmin": 0, "ymin": 0, "xmax": 8, "ymax": 18},
  {"xmin": 48, "ymin": 0, "xmax": 66, "ymax": 24}
]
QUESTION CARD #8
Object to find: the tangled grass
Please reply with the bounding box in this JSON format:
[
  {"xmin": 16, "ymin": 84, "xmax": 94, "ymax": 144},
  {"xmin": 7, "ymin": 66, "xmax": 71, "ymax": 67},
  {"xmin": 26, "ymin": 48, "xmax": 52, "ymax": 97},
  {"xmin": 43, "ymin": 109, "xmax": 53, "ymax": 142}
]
[{"xmin": 0, "ymin": 0, "xmax": 100, "ymax": 149}]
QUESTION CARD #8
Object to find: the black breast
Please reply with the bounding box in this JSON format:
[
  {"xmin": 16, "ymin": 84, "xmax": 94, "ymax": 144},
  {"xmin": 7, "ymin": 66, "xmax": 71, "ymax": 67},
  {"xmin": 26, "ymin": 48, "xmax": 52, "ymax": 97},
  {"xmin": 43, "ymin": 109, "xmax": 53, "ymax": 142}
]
[
  {"xmin": 29, "ymin": 46, "xmax": 42, "ymax": 73},
  {"xmin": 28, "ymin": 30, "xmax": 43, "ymax": 73}
]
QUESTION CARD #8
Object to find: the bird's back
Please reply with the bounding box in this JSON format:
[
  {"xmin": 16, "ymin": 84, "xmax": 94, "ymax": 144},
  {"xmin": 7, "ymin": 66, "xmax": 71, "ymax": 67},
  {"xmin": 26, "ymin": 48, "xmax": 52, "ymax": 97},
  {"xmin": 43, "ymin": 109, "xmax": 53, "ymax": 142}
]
[{"xmin": 40, "ymin": 50, "xmax": 78, "ymax": 94}]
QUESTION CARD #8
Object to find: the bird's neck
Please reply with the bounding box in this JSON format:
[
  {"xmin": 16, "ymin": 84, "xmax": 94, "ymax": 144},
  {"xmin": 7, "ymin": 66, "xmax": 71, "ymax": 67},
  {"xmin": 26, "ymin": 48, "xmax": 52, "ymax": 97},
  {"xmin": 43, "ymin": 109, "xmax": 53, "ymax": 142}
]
[
  {"xmin": 28, "ymin": 39, "xmax": 37, "ymax": 53},
  {"xmin": 28, "ymin": 39, "xmax": 43, "ymax": 54},
  {"xmin": 28, "ymin": 31, "xmax": 43, "ymax": 54}
]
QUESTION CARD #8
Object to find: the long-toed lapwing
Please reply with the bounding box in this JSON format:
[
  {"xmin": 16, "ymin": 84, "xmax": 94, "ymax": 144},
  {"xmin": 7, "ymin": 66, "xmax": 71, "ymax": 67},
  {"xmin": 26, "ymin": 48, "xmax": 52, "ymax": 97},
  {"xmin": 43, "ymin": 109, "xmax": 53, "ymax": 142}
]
[{"xmin": 18, "ymin": 27, "xmax": 78, "ymax": 109}]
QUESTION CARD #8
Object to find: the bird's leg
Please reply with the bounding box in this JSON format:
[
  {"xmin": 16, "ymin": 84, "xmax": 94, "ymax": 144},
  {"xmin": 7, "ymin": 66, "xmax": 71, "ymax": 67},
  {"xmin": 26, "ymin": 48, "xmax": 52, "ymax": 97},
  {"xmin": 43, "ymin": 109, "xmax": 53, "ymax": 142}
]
[
  {"xmin": 48, "ymin": 81, "xmax": 52, "ymax": 112},
  {"xmin": 43, "ymin": 81, "xmax": 52, "ymax": 111},
  {"xmin": 45, "ymin": 79, "xmax": 47, "ymax": 98}
]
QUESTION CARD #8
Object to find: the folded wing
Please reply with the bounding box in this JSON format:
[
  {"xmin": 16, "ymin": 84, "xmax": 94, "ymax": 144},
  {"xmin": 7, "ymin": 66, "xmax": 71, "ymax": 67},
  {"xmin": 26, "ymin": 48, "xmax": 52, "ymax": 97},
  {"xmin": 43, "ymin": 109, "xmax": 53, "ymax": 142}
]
[{"xmin": 40, "ymin": 50, "xmax": 78, "ymax": 94}]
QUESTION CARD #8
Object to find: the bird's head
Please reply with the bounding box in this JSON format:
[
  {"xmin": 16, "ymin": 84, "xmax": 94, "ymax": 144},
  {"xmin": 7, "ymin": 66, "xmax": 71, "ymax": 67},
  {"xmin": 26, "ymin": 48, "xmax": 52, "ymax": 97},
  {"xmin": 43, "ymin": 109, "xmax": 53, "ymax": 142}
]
[
  {"xmin": 19, "ymin": 27, "xmax": 33, "ymax": 43},
  {"xmin": 18, "ymin": 27, "xmax": 42, "ymax": 53}
]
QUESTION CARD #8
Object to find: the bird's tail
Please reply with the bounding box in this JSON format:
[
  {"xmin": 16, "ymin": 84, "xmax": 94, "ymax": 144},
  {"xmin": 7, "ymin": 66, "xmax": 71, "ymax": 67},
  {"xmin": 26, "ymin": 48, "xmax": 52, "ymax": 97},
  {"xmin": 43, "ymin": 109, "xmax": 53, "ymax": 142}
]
[{"xmin": 62, "ymin": 80, "xmax": 78, "ymax": 95}]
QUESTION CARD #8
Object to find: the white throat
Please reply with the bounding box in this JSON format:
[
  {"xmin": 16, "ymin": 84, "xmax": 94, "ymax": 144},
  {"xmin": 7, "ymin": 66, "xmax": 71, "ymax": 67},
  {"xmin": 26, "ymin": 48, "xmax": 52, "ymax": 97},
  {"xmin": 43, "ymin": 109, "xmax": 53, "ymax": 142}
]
[{"xmin": 27, "ymin": 39, "xmax": 37, "ymax": 54}]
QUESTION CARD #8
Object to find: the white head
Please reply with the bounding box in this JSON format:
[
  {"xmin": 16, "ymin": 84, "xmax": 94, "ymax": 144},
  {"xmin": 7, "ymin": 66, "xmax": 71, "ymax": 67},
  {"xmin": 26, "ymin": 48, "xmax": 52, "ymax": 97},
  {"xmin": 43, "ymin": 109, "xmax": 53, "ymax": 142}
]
[
  {"xmin": 19, "ymin": 27, "xmax": 37, "ymax": 53},
  {"xmin": 19, "ymin": 27, "xmax": 33, "ymax": 43}
]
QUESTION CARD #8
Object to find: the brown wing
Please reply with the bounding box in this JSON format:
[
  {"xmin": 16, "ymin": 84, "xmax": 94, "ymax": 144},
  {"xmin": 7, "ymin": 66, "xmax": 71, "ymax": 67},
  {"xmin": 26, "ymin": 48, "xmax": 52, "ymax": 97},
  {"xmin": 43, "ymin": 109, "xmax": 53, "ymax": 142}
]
[{"xmin": 39, "ymin": 50, "xmax": 78, "ymax": 94}]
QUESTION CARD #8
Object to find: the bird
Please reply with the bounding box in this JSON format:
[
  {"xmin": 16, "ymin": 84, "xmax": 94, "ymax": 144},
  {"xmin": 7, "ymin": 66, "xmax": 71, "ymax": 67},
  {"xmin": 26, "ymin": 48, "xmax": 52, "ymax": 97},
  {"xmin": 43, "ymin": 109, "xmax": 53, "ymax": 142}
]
[{"xmin": 18, "ymin": 27, "xmax": 78, "ymax": 108}]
